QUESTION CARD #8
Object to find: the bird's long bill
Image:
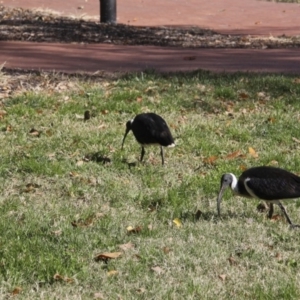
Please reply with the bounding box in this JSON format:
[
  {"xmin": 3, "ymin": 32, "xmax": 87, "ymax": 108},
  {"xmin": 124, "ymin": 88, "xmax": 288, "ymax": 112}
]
[
  {"xmin": 121, "ymin": 129, "xmax": 130, "ymax": 149},
  {"xmin": 217, "ymin": 185, "xmax": 226, "ymax": 217}
]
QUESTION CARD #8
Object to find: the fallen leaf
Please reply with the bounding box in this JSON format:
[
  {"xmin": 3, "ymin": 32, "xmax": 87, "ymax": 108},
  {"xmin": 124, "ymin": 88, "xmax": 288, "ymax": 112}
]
[
  {"xmin": 268, "ymin": 160, "xmax": 278, "ymax": 166},
  {"xmin": 53, "ymin": 273, "xmax": 74, "ymax": 283},
  {"xmin": 293, "ymin": 78, "xmax": 300, "ymax": 84},
  {"xmin": 292, "ymin": 137, "xmax": 300, "ymax": 144},
  {"xmin": 29, "ymin": 128, "xmax": 40, "ymax": 137},
  {"xmin": 267, "ymin": 117, "xmax": 276, "ymax": 123},
  {"xmin": 248, "ymin": 147, "xmax": 259, "ymax": 158},
  {"xmin": 218, "ymin": 274, "xmax": 226, "ymax": 281},
  {"xmin": 11, "ymin": 287, "xmax": 22, "ymax": 295},
  {"xmin": 225, "ymin": 150, "xmax": 243, "ymax": 160},
  {"xmin": 126, "ymin": 226, "xmax": 142, "ymax": 234},
  {"xmin": 5, "ymin": 125, "xmax": 12, "ymax": 132},
  {"xmin": 162, "ymin": 247, "xmax": 171, "ymax": 254},
  {"xmin": 107, "ymin": 270, "xmax": 118, "ymax": 276},
  {"xmin": 271, "ymin": 214, "xmax": 283, "ymax": 222},
  {"xmin": 239, "ymin": 164, "xmax": 247, "ymax": 171},
  {"xmin": 119, "ymin": 242, "xmax": 135, "ymax": 251},
  {"xmin": 69, "ymin": 171, "xmax": 80, "ymax": 177},
  {"xmin": 101, "ymin": 110, "xmax": 109, "ymax": 115},
  {"xmin": 228, "ymin": 256, "xmax": 237, "ymax": 266},
  {"xmin": 151, "ymin": 266, "xmax": 164, "ymax": 275},
  {"xmin": 173, "ymin": 218, "xmax": 182, "ymax": 228},
  {"xmin": 94, "ymin": 252, "xmax": 122, "ymax": 262},
  {"xmin": 76, "ymin": 160, "xmax": 84, "ymax": 166},
  {"xmin": 94, "ymin": 292, "xmax": 105, "ymax": 299},
  {"xmin": 203, "ymin": 155, "xmax": 218, "ymax": 164},
  {"xmin": 136, "ymin": 97, "xmax": 143, "ymax": 103},
  {"xmin": 136, "ymin": 288, "xmax": 146, "ymax": 294},
  {"xmin": 239, "ymin": 92, "xmax": 249, "ymax": 99}
]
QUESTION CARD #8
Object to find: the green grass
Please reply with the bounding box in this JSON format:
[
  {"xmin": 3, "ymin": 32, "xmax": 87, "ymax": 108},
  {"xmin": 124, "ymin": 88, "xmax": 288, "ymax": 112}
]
[{"xmin": 1, "ymin": 70, "xmax": 300, "ymax": 298}]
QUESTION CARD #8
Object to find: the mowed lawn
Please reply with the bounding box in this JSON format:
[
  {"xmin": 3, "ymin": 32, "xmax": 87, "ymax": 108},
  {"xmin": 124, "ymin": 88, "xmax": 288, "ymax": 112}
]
[{"xmin": 1, "ymin": 70, "xmax": 300, "ymax": 299}]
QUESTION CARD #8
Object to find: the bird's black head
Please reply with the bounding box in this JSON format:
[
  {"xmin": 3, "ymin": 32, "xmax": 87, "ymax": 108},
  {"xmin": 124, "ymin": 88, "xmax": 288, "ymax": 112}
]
[
  {"xmin": 217, "ymin": 173, "xmax": 235, "ymax": 217},
  {"xmin": 121, "ymin": 120, "xmax": 132, "ymax": 149}
]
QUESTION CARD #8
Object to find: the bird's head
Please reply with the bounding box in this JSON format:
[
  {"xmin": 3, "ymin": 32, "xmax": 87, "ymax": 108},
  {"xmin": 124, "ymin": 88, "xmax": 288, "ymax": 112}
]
[
  {"xmin": 217, "ymin": 173, "xmax": 237, "ymax": 217},
  {"xmin": 121, "ymin": 120, "xmax": 132, "ymax": 149}
]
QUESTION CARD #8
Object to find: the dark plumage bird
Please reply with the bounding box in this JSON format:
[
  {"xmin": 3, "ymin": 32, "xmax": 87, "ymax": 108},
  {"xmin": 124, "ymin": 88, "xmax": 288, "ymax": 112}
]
[
  {"xmin": 121, "ymin": 113, "xmax": 175, "ymax": 165},
  {"xmin": 217, "ymin": 166, "xmax": 300, "ymax": 228}
]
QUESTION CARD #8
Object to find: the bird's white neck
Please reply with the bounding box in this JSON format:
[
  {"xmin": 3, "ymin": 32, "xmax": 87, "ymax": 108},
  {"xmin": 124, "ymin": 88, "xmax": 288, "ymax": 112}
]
[{"xmin": 229, "ymin": 173, "xmax": 239, "ymax": 194}]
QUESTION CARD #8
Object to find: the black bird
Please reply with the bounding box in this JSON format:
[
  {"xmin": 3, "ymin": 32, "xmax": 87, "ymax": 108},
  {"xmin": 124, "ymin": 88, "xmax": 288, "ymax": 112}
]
[
  {"xmin": 121, "ymin": 113, "xmax": 175, "ymax": 165},
  {"xmin": 217, "ymin": 166, "xmax": 300, "ymax": 228}
]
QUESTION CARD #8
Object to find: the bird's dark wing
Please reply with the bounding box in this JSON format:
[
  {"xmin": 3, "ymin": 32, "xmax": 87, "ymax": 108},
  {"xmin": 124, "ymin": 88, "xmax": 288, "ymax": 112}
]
[
  {"xmin": 244, "ymin": 171, "xmax": 300, "ymax": 200},
  {"xmin": 133, "ymin": 114, "xmax": 174, "ymax": 146}
]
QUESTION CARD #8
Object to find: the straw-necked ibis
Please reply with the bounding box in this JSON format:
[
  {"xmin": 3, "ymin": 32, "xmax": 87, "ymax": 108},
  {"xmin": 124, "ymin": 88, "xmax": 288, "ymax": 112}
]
[
  {"xmin": 121, "ymin": 113, "xmax": 175, "ymax": 165},
  {"xmin": 217, "ymin": 166, "xmax": 300, "ymax": 228}
]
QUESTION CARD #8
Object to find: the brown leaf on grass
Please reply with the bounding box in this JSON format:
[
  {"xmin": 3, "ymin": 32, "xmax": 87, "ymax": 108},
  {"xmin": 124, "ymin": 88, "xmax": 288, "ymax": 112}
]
[
  {"xmin": 94, "ymin": 252, "xmax": 122, "ymax": 262},
  {"xmin": 51, "ymin": 230, "xmax": 62, "ymax": 236},
  {"xmin": 94, "ymin": 292, "xmax": 105, "ymax": 299},
  {"xmin": 203, "ymin": 155, "xmax": 218, "ymax": 165},
  {"xmin": 136, "ymin": 96, "xmax": 143, "ymax": 103},
  {"xmin": 69, "ymin": 171, "xmax": 80, "ymax": 177},
  {"xmin": 228, "ymin": 256, "xmax": 237, "ymax": 266},
  {"xmin": 107, "ymin": 270, "xmax": 118, "ymax": 276},
  {"xmin": 225, "ymin": 150, "xmax": 244, "ymax": 160},
  {"xmin": 151, "ymin": 266, "xmax": 164, "ymax": 275},
  {"xmin": 136, "ymin": 288, "xmax": 146, "ymax": 294},
  {"xmin": 24, "ymin": 183, "xmax": 40, "ymax": 193},
  {"xmin": 11, "ymin": 287, "xmax": 22, "ymax": 295},
  {"xmin": 126, "ymin": 226, "xmax": 142, "ymax": 234},
  {"xmin": 101, "ymin": 109, "xmax": 109, "ymax": 115},
  {"xmin": 119, "ymin": 242, "xmax": 135, "ymax": 251},
  {"xmin": 76, "ymin": 160, "xmax": 84, "ymax": 166},
  {"xmin": 45, "ymin": 129, "xmax": 53, "ymax": 136},
  {"xmin": 293, "ymin": 78, "xmax": 300, "ymax": 84},
  {"xmin": 267, "ymin": 117, "xmax": 276, "ymax": 123},
  {"xmin": 248, "ymin": 147, "xmax": 259, "ymax": 158},
  {"xmin": 268, "ymin": 160, "xmax": 278, "ymax": 166},
  {"xmin": 29, "ymin": 128, "xmax": 41, "ymax": 137},
  {"xmin": 0, "ymin": 110, "xmax": 7, "ymax": 119},
  {"xmin": 5, "ymin": 125, "xmax": 12, "ymax": 132},
  {"xmin": 271, "ymin": 214, "xmax": 283, "ymax": 222},
  {"xmin": 239, "ymin": 164, "xmax": 247, "ymax": 171},
  {"xmin": 218, "ymin": 274, "xmax": 226, "ymax": 281},
  {"xmin": 292, "ymin": 137, "xmax": 300, "ymax": 144},
  {"xmin": 71, "ymin": 214, "xmax": 98, "ymax": 228},
  {"xmin": 239, "ymin": 92, "xmax": 249, "ymax": 99},
  {"xmin": 162, "ymin": 247, "xmax": 172, "ymax": 254},
  {"xmin": 53, "ymin": 273, "xmax": 74, "ymax": 283}
]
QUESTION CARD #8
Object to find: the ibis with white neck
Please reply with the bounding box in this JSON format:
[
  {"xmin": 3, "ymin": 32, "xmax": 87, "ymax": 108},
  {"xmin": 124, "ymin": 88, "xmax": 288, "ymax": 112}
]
[
  {"xmin": 217, "ymin": 166, "xmax": 300, "ymax": 228},
  {"xmin": 121, "ymin": 113, "xmax": 175, "ymax": 165}
]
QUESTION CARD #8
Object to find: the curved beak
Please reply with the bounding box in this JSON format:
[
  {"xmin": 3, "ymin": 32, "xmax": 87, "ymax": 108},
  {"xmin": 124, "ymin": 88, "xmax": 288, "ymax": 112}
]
[
  {"xmin": 121, "ymin": 128, "xmax": 130, "ymax": 149},
  {"xmin": 217, "ymin": 184, "xmax": 227, "ymax": 217}
]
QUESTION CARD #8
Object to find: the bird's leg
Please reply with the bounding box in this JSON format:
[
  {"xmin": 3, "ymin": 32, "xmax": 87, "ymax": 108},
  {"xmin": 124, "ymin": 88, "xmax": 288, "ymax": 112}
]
[
  {"xmin": 277, "ymin": 201, "xmax": 299, "ymax": 228},
  {"xmin": 160, "ymin": 146, "xmax": 164, "ymax": 165},
  {"xmin": 140, "ymin": 146, "xmax": 145, "ymax": 162},
  {"xmin": 267, "ymin": 203, "xmax": 274, "ymax": 219}
]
